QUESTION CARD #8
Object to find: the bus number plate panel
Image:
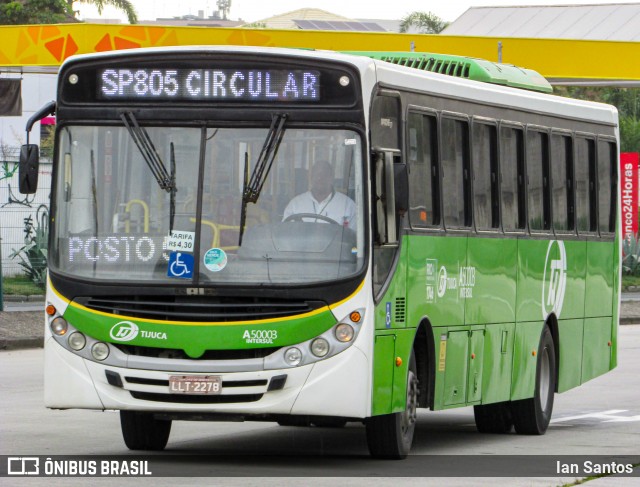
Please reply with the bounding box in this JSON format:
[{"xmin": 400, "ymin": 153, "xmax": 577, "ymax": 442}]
[{"xmin": 169, "ymin": 375, "xmax": 222, "ymax": 395}]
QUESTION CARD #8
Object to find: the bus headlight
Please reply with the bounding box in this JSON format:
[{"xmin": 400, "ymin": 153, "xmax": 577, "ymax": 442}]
[
  {"xmin": 265, "ymin": 309, "xmax": 365, "ymax": 370},
  {"xmin": 68, "ymin": 332, "xmax": 86, "ymax": 351},
  {"xmin": 50, "ymin": 317, "xmax": 68, "ymax": 336},
  {"xmin": 284, "ymin": 347, "xmax": 302, "ymax": 366},
  {"xmin": 311, "ymin": 338, "xmax": 330, "ymax": 357},
  {"xmin": 335, "ymin": 323, "xmax": 354, "ymax": 342},
  {"xmin": 91, "ymin": 342, "xmax": 110, "ymax": 361}
]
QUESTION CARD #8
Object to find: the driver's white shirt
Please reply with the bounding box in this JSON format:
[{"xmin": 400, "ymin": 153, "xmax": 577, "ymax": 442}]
[{"xmin": 282, "ymin": 190, "xmax": 356, "ymax": 230}]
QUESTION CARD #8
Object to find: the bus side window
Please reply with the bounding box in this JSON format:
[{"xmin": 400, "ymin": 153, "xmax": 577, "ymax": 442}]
[
  {"xmin": 500, "ymin": 126, "xmax": 525, "ymax": 231},
  {"xmin": 551, "ymin": 133, "xmax": 574, "ymax": 233},
  {"xmin": 441, "ymin": 117, "xmax": 471, "ymax": 228},
  {"xmin": 473, "ymin": 122, "xmax": 499, "ymax": 230},
  {"xmin": 575, "ymin": 137, "xmax": 597, "ymax": 233},
  {"xmin": 408, "ymin": 112, "xmax": 439, "ymax": 228},
  {"xmin": 597, "ymin": 139, "xmax": 617, "ymax": 234},
  {"xmin": 526, "ymin": 129, "xmax": 550, "ymax": 231}
]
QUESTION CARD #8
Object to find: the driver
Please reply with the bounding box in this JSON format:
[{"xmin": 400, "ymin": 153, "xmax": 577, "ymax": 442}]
[{"xmin": 282, "ymin": 161, "xmax": 356, "ymax": 230}]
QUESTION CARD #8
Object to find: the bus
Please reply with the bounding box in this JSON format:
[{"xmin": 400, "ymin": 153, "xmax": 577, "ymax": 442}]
[{"xmin": 19, "ymin": 46, "xmax": 620, "ymax": 459}]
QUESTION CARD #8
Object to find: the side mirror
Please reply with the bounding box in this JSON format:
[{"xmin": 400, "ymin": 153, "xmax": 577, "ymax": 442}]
[
  {"xmin": 373, "ymin": 149, "xmax": 401, "ymax": 246},
  {"xmin": 19, "ymin": 144, "xmax": 40, "ymax": 194}
]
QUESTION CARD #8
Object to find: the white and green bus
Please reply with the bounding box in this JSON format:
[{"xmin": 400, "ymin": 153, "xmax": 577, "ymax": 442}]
[{"xmin": 20, "ymin": 46, "xmax": 620, "ymax": 458}]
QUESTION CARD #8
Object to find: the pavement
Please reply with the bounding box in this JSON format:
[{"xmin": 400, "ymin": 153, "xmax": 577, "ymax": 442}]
[{"xmin": 1, "ymin": 294, "xmax": 638, "ymax": 485}]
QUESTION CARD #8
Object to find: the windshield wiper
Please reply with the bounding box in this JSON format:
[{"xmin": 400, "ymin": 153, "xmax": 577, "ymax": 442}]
[
  {"xmin": 169, "ymin": 142, "xmax": 177, "ymax": 233},
  {"xmin": 120, "ymin": 111, "xmax": 174, "ymax": 193},
  {"xmin": 238, "ymin": 113, "xmax": 287, "ymax": 246}
]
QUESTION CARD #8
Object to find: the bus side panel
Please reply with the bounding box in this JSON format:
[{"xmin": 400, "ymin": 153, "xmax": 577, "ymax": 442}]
[
  {"xmin": 516, "ymin": 238, "xmax": 551, "ymax": 323},
  {"xmin": 582, "ymin": 317, "xmax": 613, "ymax": 383},
  {"xmin": 481, "ymin": 322, "xmax": 515, "ymax": 404},
  {"xmin": 510, "ymin": 321, "xmax": 544, "ymax": 401},
  {"xmin": 371, "ymin": 334, "xmax": 395, "ymax": 415},
  {"xmin": 465, "ymin": 236, "xmax": 517, "ymax": 325},
  {"xmin": 585, "ymin": 240, "xmax": 614, "ymax": 317},
  {"xmin": 405, "ymin": 235, "xmax": 467, "ymax": 328},
  {"xmin": 392, "ymin": 329, "xmax": 418, "ymax": 413},
  {"xmin": 557, "ymin": 318, "xmax": 585, "ymax": 392},
  {"xmin": 561, "ymin": 240, "xmax": 587, "ymax": 319}
]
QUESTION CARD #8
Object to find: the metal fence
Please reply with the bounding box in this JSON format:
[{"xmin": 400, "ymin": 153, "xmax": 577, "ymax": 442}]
[{"xmin": 0, "ymin": 148, "xmax": 52, "ymax": 280}]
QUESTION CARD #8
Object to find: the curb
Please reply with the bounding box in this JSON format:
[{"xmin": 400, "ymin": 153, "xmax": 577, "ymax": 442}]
[
  {"xmin": 0, "ymin": 337, "xmax": 44, "ymax": 351},
  {"xmin": 2, "ymin": 295, "xmax": 46, "ymax": 303}
]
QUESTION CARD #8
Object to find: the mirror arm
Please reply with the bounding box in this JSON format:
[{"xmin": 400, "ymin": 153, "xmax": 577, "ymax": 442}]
[{"xmin": 25, "ymin": 100, "xmax": 56, "ymax": 145}]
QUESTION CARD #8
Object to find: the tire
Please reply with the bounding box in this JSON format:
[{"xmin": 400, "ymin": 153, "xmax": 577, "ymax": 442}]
[
  {"xmin": 277, "ymin": 416, "xmax": 311, "ymax": 427},
  {"xmin": 365, "ymin": 351, "xmax": 418, "ymax": 459},
  {"xmin": 511, "ymin": 326, "xmax": 556, "ymax": 435},
  {"xmin": 474, "ymin": 402, "xmax": 513, "ymax": 434},
  {"xmin": 311, "ymin": 418, "xmax": 347, "ymax": 428},
  {"xmin": 120, "ymin": 411, "xmax": 172, "ymax": 450}
]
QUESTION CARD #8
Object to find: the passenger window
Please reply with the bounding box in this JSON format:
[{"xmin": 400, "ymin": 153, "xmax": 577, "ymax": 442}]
[
  {"xmin": 575, "ymin": 137, "xmax": 596, "ymax": 233},
  {"xmin": 473, "ymin": 123, "xmax": 499, "ymax": 230},
  {"xmin": 500, "ymin": 126, "xmax": 525, "ymax": 231},
  {"xmin": 551, "ymin": 134, "xmax": 574, "ymax": 232},
  {"xmin": 527, "ymin": 130, "xmax": 550, "ymax": 231},
  {"xmin": 408, "ymin": 112, "xmax": 440, "ymax": 227},
  {"xmin": 441, "ymin": 117, "xmax": 470, "ymax": 228},
  {"xmin": 597, "ymin": 140, "xmax": 617, "ymax": 234}
]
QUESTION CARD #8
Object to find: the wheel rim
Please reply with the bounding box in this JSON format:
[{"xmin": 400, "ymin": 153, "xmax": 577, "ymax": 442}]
[
  {"xmin": 539, "ymin": 347, "xmax": 551, "ymax": 411},
  {"xmin": 401, "ymin": 370, "xmax": 418, "ymax": 437}
]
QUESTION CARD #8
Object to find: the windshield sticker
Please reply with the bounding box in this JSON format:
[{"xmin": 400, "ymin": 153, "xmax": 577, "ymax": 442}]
[
  {"xmin": 344, "ymin": 138, "xmax": 357, "ymax": 145},
  {"xmin": 168, "ymin": 251, "xmax": 194, "ymax": 279},
  {"xmin": 203, "ymin": 248, "xmax": 227, "ymax": 272},
  {"xmin": 167, "ymin": 230, "xmax": 195, "ymax": 253}
]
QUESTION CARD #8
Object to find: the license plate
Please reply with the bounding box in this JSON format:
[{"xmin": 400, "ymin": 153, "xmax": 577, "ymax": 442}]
[{"xmin": 169, "ymin": 375, "xmax": 222, "ymax": 395}]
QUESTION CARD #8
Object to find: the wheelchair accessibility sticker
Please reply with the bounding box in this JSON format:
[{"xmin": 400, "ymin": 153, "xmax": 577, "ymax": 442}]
[{"xmin": 167, "ymin": 251, "xmax": 194, "ymax": 279}]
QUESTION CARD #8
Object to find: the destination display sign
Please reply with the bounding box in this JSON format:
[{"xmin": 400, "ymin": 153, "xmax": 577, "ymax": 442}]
[{"xmin": 98, "ymin": 68, "xmax": 321, "ymax": 102}]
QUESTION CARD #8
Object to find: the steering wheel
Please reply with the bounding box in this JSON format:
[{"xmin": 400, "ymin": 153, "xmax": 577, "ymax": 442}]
[{"xmin": 283, "ymin": 213, "xmax": 340, "ymax": 225}]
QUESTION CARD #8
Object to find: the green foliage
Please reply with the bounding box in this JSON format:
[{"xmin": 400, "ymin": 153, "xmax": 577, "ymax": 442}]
[
  {"xmin": 622, "ymin": 235, "xmax": 640, "ymax": 275},
  {"xmin": 0, "ymin": 0, "xmax": 138, "ymax": 24},
  {"xmin": 399, "ymin": 11, "xmax": 449, "ymax": 34},
  {"xmin": 620, "ymin": 117, "xmax": 640, "ymax": 153},
  {"xmin": 0, "ymin": 0, "xmax": 73, "ymax": 25},
  {"xmin": 2, "ymin": 275, "xmax": 44, "ymax": 295},
  {"xmin": 9, "ymin": 206, "xmax": 49, "ymax": 287},
  {"xmin": 68, "ymin": 0, "xmax": 138, "ymax": 24},
  {"xmin": 554, "ymin": 86, "xmax": 640, "ymax": 152}
]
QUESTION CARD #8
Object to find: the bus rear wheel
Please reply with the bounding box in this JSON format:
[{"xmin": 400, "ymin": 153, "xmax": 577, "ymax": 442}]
[
  {"xmin": 120, "ymin": 411, "xmax": 172, "ymax": 450},
  {"xmin": 473, "ymin": 401, "xmax": 513, "ymax": 433},
  {"xmin": 511, "ymin": 326, "xmax": 556, "ymax": 435},
  {"xmin": 365, "ymin": 351, "xmax": 418, "ymax": 459}
]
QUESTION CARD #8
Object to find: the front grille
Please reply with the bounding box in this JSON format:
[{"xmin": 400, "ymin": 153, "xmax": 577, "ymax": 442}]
[
  {"xmin": 113, "ymin": 344, "xmax": 281, "ymax": 360},
  {"xmin": 74, "ymin": 295, "xmax": 324, "ymax": 322},
  {"xmin": 130, "ymin": 391, "xmax": 262, "ymax": 404},
  {"xmin": 125, "ymin": 377, "xmax": 268, "ymax": 388}
]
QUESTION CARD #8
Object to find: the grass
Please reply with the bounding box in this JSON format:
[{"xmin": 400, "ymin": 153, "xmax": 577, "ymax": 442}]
[
  {"xmin": 622, "ymin": 274, "xmax": 640, "ymax": 288},
  {"xmin": 1, "ymin": 275, "xmax": 45, "ymax": 296}
]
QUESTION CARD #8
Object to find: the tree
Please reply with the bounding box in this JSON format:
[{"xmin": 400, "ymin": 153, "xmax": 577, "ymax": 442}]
[
  {"xmin": 555, "ymin": 86, "xmax": 640, "ymax": 152},
  {"xmin": 0, "ymin": 0, "xmax": 74, "ymax": 25},
  {"xmin": 68, "ymin": 0, "xmax": 138, "ymax": 24},
  {"xmin": 399, "ymin": 11, "xmax": 449, "ymax": 34}
]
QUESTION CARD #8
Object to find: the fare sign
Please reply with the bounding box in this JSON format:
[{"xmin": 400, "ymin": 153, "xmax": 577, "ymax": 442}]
[{"xmin": 98, "ymin": 68, "xmax": 320, "ymax": 102}]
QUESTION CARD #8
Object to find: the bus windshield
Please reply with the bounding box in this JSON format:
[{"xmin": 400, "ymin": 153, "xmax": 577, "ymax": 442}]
[{"xmin": 50, "ymin": 125, "xmax": 365, "ymax": 286}]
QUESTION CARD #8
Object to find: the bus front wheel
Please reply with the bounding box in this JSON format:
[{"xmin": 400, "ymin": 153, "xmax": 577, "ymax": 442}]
[
  {"xmin": 120, "ymin": 411, "xmax": 172, "ymax": 450},
  {"xmin": 365, "ymin": 351, "xmax": 418, "ymax": 459},
  {"xmin": 511, "ymin": 326, "xmax": 556, "ymax": 435}
]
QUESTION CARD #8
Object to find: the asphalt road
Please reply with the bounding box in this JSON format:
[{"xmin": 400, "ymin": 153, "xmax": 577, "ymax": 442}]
[{"xmin": 1, "ymin": 326, "xmax": 639, "ymax": 486}]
